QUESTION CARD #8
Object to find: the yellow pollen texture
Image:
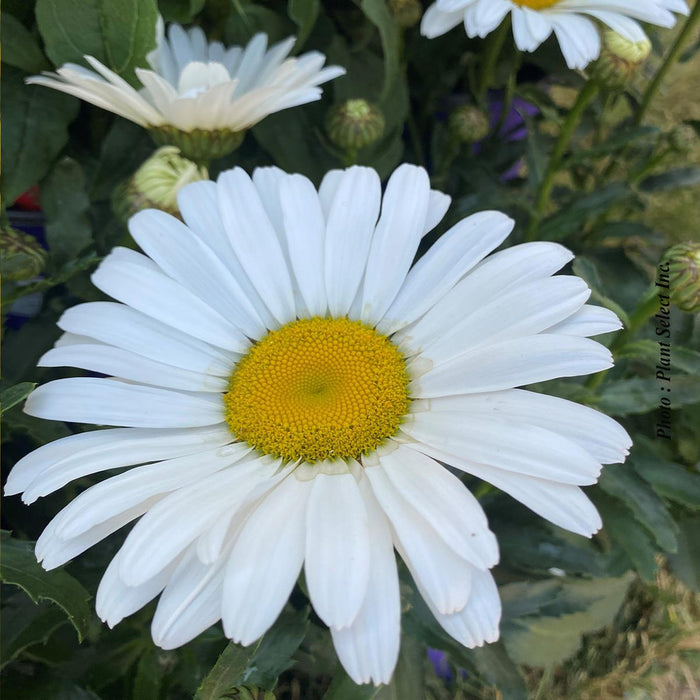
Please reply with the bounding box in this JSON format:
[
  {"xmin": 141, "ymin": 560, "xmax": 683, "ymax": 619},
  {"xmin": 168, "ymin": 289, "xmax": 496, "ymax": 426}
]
[
  {"xmin": 224, "ymin": 318, "xmax": 410, "ymax": 463},
  {"xmin": 512, "ymin": 0, "xmax": 560, "ymax": 9}
]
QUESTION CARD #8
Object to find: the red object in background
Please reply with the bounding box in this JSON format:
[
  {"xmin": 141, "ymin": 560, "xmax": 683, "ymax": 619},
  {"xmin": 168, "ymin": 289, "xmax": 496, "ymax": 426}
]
[{"xmin": 15, "ymin": 185, "xmax": 42, "ymax": 211}]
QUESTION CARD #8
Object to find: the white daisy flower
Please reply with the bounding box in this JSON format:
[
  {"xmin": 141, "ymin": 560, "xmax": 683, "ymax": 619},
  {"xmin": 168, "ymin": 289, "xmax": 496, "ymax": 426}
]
[
  {"xmin": 26, "ymin": 22, "xmax": 345, "ymax": 160},
  {"xmin": 5, "ymin": 164, "xmax": 631, "ymax": 685},
  {"xmin": 420, "ymin": 0, "xmax": 688, "ymax": 69}
]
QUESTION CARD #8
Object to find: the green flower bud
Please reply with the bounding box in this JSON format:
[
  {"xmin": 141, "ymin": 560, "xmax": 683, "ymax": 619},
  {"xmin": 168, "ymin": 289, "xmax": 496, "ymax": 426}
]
[
  {"xmin": 668, "ymin": 124, "xmax": 698, "ymax": 154},
  {"xmin": 326, "ymin": 99, "xmax": 385, "ymax": 152},
  {"xmin": 590, "ymin": 31, "xmax": 651, "ymax": 91},
  {"xmin": 0, "ymin": 226, "xmax": 47, "ymax": 281},
  {"xmin": 388, "ymin": 0, "xmax": 422, "ymax": 28},
  {"xmin": 225, "ymin": 687, "xmax": 276, "ymax": 700},
  {"xmin": 149, "ymin": 125, "xmax": 245, "ymax": 163},
  {"xmin": 662, "ymin": 243, "xmax": 700, "ymax": 313},
  {"xmin": 448, "ymin": 105, "xmax": 490, "ymax": 143},
  {"xmin": 114, "ymin": 146, "xmax": 208, "ymax": 221}
]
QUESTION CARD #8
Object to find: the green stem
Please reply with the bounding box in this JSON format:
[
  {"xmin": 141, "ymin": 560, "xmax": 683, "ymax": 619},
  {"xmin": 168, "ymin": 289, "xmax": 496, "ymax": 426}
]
[
  {"xmin": 636, "ymin": 1, "xmax": 700, "ymax": 125},
  {"xmin": 495, "ymin": 51, "xmax": 522, "ymax": 136},
  {"xmin": 525, "ymin": 80, "xmax": 599, "ymax": 241},
  {"xmin": 476, "ymin": 18, "xmax": 511, "ymax": 105}
]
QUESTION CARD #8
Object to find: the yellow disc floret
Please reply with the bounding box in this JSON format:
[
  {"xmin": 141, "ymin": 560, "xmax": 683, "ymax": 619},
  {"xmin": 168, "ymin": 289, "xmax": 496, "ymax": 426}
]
[
  {"xmin": 512, "ymin": 0, "xmax": 560, "ymax": 9},
  {"xmin": 224, "ymin": 317, "xmax": 410, "ymax": 463}
]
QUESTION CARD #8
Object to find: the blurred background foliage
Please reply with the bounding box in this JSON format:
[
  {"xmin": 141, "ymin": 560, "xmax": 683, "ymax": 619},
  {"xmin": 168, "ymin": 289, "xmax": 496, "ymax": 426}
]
[{"xmin": 1, "ymin": 0, "xmax": 700, "ymax": 698}]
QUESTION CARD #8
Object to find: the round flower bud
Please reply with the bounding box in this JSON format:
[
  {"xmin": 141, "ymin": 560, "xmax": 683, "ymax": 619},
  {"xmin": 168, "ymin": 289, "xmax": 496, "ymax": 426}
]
[
  {"xmin": 114, "ymin": 146, "xmax": 208, "ymax": 221},
  {"xmin": 662, "ymin": 243, "xmax": 700, "ymax": 313},
  {"xmin": 0, "ymin": 226, "xmax": 47, "ymax": 281},
  {"xmin": 388, "ymin": 0, "xmax": 422, "ymax": 28},
  {"xmin": 448, "ymin": 105, "xmax": 490, "ymax": 143},
  {"xmin": 668, "ymin": 124, "xmax": 698, "ymax": 154},
  {"xmin": 326, "ymin": 99, "xmax": 385, "ymax": 153},
  {"xmin": 590, "ymin": 31, "xmax": 651, "ymax": 91}
]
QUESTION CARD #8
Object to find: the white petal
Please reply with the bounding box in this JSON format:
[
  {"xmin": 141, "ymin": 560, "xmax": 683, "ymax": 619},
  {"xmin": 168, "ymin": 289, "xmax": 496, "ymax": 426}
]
[
  {"xmin": 380, "ymin": 447, "xmax": 499, "ymax": 568},
  {"xmin": 548, "ymin": 304, "xmax": 623, "ymax": 337},
  {"xmin": 222, "ymin": 475, "xmax": 310, "ymax": 644},
  {"xmin": 305, "ymin": 470, "xmax": 371, "ymax": 629},
  {"xmin": 403, "ymin": 411, "xmax": 602, "ymax": 485},
  {"xmin": 330, "ymin": 476, "xmax": 401, "ymax": 685},
  {"xmin": 24, "ymin": 378, "xmax": 224, "ymax": 428},
  {"xmin": 365, "ymin": 461, "xmax": 471, "ymax": 615},
  {"xmin": 324, "ymin": 167, "xmax": 382, "ymax": 317}
]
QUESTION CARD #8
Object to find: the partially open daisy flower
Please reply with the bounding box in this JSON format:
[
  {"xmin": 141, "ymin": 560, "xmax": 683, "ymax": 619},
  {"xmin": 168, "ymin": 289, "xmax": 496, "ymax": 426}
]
[
  {"xmin": 420, "ymin": 0, "xmax": 688, "ymax": 69},
  {"xmin": 5, "ymin": 164, "xmax": 631, "ymax": 685},
  {"xmin": 26, "ymin": 22, "xmax": 345, "ymax": 161}
]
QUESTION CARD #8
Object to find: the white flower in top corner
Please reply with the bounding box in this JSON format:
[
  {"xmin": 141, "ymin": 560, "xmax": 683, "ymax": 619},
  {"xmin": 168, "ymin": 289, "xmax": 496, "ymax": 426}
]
[
  {"xmin": 5, "ymin": 164, "xmax": 631, "ymax": 686},
  {"xmin": 420, "ymin": 0, "xmax": 688, "ymax": 70},
  {"xmin": 26, "ymin": 22, "xmax": 345, "ymax": 160}
]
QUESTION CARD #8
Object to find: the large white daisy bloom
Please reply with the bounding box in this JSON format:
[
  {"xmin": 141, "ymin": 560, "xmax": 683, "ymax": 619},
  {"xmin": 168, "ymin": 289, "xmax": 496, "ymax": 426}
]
[
  {"xmin": 26, "ymin": 23, "xmax": 345, "ymax": 160},
  {"xmin": 5, "ymin": 164, "xmax": 631, "ymax": 685},
  {"xmin": 420, "ymin": 0, "xmax": 689, "ymax": 70}
]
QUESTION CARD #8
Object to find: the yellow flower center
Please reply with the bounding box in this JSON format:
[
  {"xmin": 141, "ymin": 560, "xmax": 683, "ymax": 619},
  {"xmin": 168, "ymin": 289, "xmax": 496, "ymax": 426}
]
[
  {"xmin": 224, "ymin": 317, "xmax": 410, "ymax": 463},
  {"xmin": 512, "ymin": 0, "xmax": 560, "ymax": 8}
]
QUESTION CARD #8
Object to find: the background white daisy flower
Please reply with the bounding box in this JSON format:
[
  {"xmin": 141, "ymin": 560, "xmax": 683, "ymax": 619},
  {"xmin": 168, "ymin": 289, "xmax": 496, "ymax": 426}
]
[
  {"xmin": 5, "ymin": 164, "xmax": 631, "ymax": 685},
  {"xmin": 420, "ymin": 0, "xmax": 688, "ymax": 69},
  {"xmin": 26, "ymin": 22, "xmax": 345, "ymax": 160}
]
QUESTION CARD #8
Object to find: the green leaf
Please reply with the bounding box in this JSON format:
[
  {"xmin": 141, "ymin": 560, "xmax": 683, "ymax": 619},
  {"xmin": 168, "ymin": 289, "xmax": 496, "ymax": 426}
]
[
  {"xmin": 595, "ymin": 376, "xmax": 700, "ymax": 416},
  {"xmin": 375, "ymin": 634, "xmax": 425, "ymax": 700},
  {"xmin": 0, "ymin": 382, "xmax": 36, "ymax": 414},
  {"xmin": 470, "ymin": 643, "xmax": 528, "ymax": 700},
  {"xmin": 194, "ymin": 640, "xmax": 261, "ymax": 700},
  {"xmin": 632, "ymin": 455, "xmax": 700, "ymax": 510},
  {"xmin": 245, "ymin": 606, "xmax": 310, "ymax": 688},
  {"xmin": 598, "ymin": 466, "xmax": 678, "ymax": 552},
  {"xmin": 639, "ymin": 166, "xmax": 700, "ymax": 192},
  {"xmin": 0, "ymin": 531, "xmax": 93, "ymax": 642},
  {"xmin": 566, "ymin": 126, "xmax": 659, "ymax": 164},
  {"xmin": 1, "ymin": 13, "xmax": 51, "ymax": 72},
  {"xmin": 1, "ymin": 594, "xmax": 67, "ymax": 669},
  {"xmin": 594, "ymin": 490, "xmax": 658, "ymax": 580},
  {"xmin": 359, "ymin": 0, "xmax": 401, "ymax": 99},
  {"xmin": 35, "ymin": 0, "xmax": 158, "ymax": 83},
  {"xmin": 539, "ymin": 183, "xmax": 631, "ymax": 242},
  {"xmin": 158, "ymin": 0, "xmax": 205, "ymax": 23},
  {"xmin": 288, "ymin": 0, "xmax": 320, "ymax": 51},
  {"xmin": 572, "ymin": 256, "xmax": 630, "ymax": 327},
  {"xmin": 323, "ymin": 671, "xmax": 381, "ymax": 700},
  {"xmin": 501, "ymin": 575, "xmax": 633, "ymax": 668},
  {"xmin": 42, "ymin": 157, "xmax": 93, "ymax": 268},
  {"xmin": 132, "ymin": 647, "xmax": 163, "ymax": 700},
  {"xmin": 667, "ymin": 516, "xmax": 700, "ymax": 592},
  {"xmin": 1, "ymin": 66, "xmax": 79, "ymax": 204}
]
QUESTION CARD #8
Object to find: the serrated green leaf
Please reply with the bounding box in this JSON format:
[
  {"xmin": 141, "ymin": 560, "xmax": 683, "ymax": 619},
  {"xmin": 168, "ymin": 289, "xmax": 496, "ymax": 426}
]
[
  {"xmin": 595, "ymin": 376, "xmax": 700, "ymax": 416},
  {"xmin": 35, "ymin": 0, "xmax": 158, "ymax": 83},
  {"xmin": 288, "ymin": 0, "xmax": 320, "ymax": 51},
  {"xmin": 599, "ymin": 466, "xmax": 678, "ymax": 552},
  {"xmin": 2, "ymin": 66, "xmax": 79, "ymax": 204},
  {"xmin": 0, "ymin": 531, "xmax": 93, "ymax": 642},
  {"xmin": 1, "ymin": 13, "xmax": 51, "ymax": 72},
  {"xmin": 632, "ymin": 455, "xmax": 700, "ymax": 510},
  {"xmin": 1, "ymin": 595, "xmax": 67, "ymax": 669},
  {"xmin": 1, "ymin": 382, "xmax": 37, "ymax": 414},
  {"xmin": 42, "ymin": 157, "xmax": 93, "ymax": 268},
  {"xmin": 594, "ymin": 490, "xmax": 658, "ymax": 580},
  {"xmin": 245, "ymin": 606, "xmax": 310, "ymax": 688},
  {"xmin": 501, "ymin": 575, "xmax": 633, "ymax": 668},
  {"xmin": 639, "ymin": 166, "xmax": 700, "ymax": 192},
  {"xmin": 195, "ymin": 640, "xmax": 261, "ymax": 700}
]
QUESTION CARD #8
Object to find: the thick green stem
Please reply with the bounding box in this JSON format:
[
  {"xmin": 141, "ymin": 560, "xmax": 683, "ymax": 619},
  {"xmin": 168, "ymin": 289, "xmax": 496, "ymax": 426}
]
[
  {"xmin": 477, "ymin": 18, "xmax": 511, "ymax": 104},
  {"xmin": 636, "ymin": 2, "xmax": 700, "ymax": 126},
  {"xmin": 525, "ymin": 80, "xmax": 599, "ymax": 241}
]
